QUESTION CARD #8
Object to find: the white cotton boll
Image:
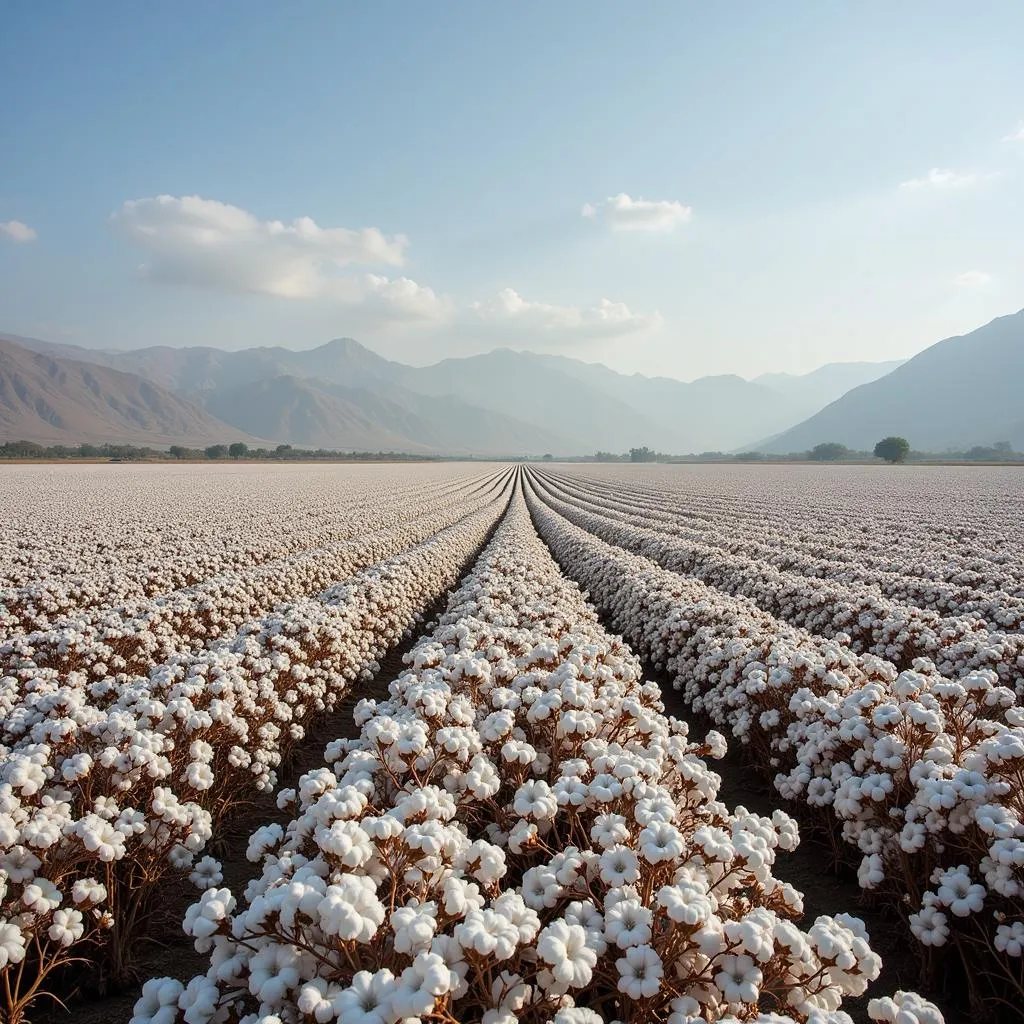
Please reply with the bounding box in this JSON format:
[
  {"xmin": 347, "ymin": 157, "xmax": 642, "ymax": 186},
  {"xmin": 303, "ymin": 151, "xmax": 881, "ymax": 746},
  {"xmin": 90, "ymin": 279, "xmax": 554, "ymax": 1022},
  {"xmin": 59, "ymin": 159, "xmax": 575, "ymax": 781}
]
[
  {"xmin": 702, "ymin": 730, "xmax": 728, "ymax": 759},
  {"xmin": 714, "ymin": 952, "xmax": 763, "ymax": 1004},
  {"xmin": 331, "ymin": 968, "xmax": 396, "ymax": 1022},
  {"xmin": 858, "ymin": 854, "xmax": 885, "ymax": 890},
  {"xmin": 591, "ymin": 813, "xmax": 630, "ymax": 850},
  {"xmin": 391, "ymin": 951, "xmax": 454, "ymax": 1017},
  {"xmin": 168, "ymin": 844, "xmax": 194, "ymax": 870},
  {"xmin": 47, "ymin": 907, "xmax": 85, "ymax": 947},
  {"xmin": 246, "ymin": 823, "xmax": 284, "ymax": 862},
  {"xmin": 909, "ymin": 903, "xmax": 949, "ymax": 947},
  {"xmin": 296, "ymin": 979, "xmax": 336, "ymax": 1024},
  {"xmin": 454, "ymin": 908, "xmax": 521, "ymax": 961},
  {"xmin": 513, "ymin": 778, "xmax": 559, "ymax": 820},
  {"xmin": 604, "ymin": 898, "xmax": 652, "ymax": 949},
  {"xmin": 638, "ymin": 820, "xmax": 685, "ymax": 864},
  {"xmin": 22, "ymin": 877, "xmax": 62, "ymax": 914},
  {"xmin": 189, "ymin": 856, "xmax": 224, "ymax": 889},
  {"xmin": 441, "ymin": 876, "xmax": 483, "ymax": 918},
  {"xmin": 994, "ymin": 921, "xmax": 1024, "ymax": 957},
  {"xmin": 599, "ymin": 845, "xmax": 641, "ymax": 887},
  {"xmin": 867, "ymin": 990, "xmax": 946, "ymax": 1024},
  {"xmin": 72, "ymin": 877, "xmax": 107, "ymax": 906},
  {"xmin": 183, "ymin": 887, "xmax": 235, "ymax": 951},
  {"xmin": 616, "ymin": 943, "xmax": 664, "ymax": 999},
  {"xmin": 130, "ymin": 977, "xmax": 186, "ymax": 1024},
  {"xmin": 508, "ymin": 818, "xmax": 539, "ymax": 854},
  {"xmin": 185, "ymin": 760, "xmax": 214, "ymax": 792},
  {"xmin": 0, "ymin": 919, "xmax": 28, "ymax": 968},
  {"xmin": 317, "ymin": 874, "xmax": 385, "ymax": 942},
  {"xmin": 316, "ymin": 819, "xmax": 373, "ymax": 867},
  {"xmin": 537, "ymin": 919, "xmax": 597, "ymax": 988},
  {"xmin": 391, "ymin": 902, "xmax": 438, "ymax": 955},
  {"xmin": 932, "ymin": 865, "xmax": 986, "ymax": 917}
]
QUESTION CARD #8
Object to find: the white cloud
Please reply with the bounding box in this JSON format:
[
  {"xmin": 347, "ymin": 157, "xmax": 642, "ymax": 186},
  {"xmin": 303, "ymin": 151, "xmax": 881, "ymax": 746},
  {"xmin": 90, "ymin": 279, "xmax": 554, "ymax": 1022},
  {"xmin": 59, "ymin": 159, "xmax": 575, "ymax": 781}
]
[
  {"xmin": 329, "ymin": 274, "xmax": 452, "ymax": 322},
  {"xmin": 898, "ymin": 168, "xmax": 993, "ymax": 189},
  {"xmin": 1002, "ymin": 121, "xmax": 1024, "ymax": 142},
  {"xmin": 582, "ymin": 193, "xmax": 692, "ymax": 232},
  {"xmin": 112, "ymin": 195, "xmax": 410, "ymax": 299},
  {"xmin": 0, "ymin": 220, "xmax": 37, "ymax": 243},
  {"xmin": 955, "ymin": 270, "xmax": 992, "ymax": 287},
  {"xmin": 469, "ymin": 287, "xmax": 661, "ymax": 341}
]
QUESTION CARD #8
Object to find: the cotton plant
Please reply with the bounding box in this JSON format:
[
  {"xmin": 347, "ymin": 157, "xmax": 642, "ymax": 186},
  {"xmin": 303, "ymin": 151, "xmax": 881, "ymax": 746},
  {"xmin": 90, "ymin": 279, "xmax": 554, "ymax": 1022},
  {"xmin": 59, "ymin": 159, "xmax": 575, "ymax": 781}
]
[
  {"xmin": 0, "ymin": 475, "xmax": 509, "ymax": 679},
  {"xmin": 532, "ymin": 474, "xmax": 1024, "ymax": 696},
  {"xmin": 0, "ymin": 467, "xmax": 504, "ymax": 639},
  {"xmin": 532, "ymin": 466, "xmax": 1024, "ymax": 618},
  {"xmin": 134, "ymin": 495, "xmax": 942, "ymax": 1024},
  {"xmin": 525, "ymin": 478, "xmax": 1023, "ymax": 1004},
  {"xmin": 0, "ymin": 492, "xmax": 509, "ymax": 1024}
]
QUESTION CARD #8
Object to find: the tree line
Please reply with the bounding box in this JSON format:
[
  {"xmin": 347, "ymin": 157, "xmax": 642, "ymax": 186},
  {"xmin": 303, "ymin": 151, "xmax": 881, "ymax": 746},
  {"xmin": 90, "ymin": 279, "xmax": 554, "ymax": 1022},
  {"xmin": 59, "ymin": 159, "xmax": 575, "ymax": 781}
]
[{"xmin": 0, "ymin": 440, "xmax": 438, "ymax": 462}]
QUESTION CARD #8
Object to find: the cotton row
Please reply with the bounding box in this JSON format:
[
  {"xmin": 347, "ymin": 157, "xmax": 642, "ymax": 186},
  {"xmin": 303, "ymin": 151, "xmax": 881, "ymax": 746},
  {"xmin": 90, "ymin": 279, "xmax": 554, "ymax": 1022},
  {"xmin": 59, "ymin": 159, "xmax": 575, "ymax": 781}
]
[
  {"xmin": 541, "ymin": 465, "xmax": 1024, "ymax": 602},
  {"xmin": 530, "ymin": 474, "xmax": 1024, "ymax": 694},
  {"xmin": 0, "ymin": 466, "xmax": 497, "ymax": 637},
  {"xmin": 0, "ymin": 490, "xmax": 509, "ymax": 1024},
  {"xmin": 133, "ymin": 492, "xmax": 941, "ymax": 1024},
  {"xmin": 0, "ymin": 470, "xmax": 510, "ymax": 680},
  {"xmin": 525, "ymin": 481, "xmax": 1022, "ymax": 1007},
  {"xmin": 537, "ymin": 470, "xmax": 1024, "ymax": 630}
]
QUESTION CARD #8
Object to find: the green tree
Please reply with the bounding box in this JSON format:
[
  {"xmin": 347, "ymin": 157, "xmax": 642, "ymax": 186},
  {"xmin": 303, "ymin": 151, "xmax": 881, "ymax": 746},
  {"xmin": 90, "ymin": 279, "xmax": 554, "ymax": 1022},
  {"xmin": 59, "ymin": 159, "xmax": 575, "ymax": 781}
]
[
  {"xmin": 809, "ymin": 442, "xmax": 849, "ymax": 461},
  {"xmin": 168, "ymin": 445, "xmax": 188, "ymax": 459},
  {"xmin": 205, "ymin": 444, "xmax": 228, "ymax": 460},
  {"xmin": 873, "ymin": 436, "xmax": 910, "ymax": 464},
  {"xmin": 629, "ymin": 446, "xmax": 657, "ymax": 463},
  {"xmin": 229, "ymin": 442, "xmax": 249, "ymax": 459}
]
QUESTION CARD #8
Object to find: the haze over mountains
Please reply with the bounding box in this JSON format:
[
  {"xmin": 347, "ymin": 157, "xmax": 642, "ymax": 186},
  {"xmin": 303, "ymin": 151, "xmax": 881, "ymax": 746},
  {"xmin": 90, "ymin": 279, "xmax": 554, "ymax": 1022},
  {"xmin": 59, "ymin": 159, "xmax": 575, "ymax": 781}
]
[
  {"xmin": 762, "ymin": 309, "xmax": 1024, "ymax": 453},
  {"xmin": 0, "ymin": 337, "xmax": 258, "ymax": 447},
  {"xmin": 1, "ymin": 309, "xmax": 1021, "ymax": 454}
]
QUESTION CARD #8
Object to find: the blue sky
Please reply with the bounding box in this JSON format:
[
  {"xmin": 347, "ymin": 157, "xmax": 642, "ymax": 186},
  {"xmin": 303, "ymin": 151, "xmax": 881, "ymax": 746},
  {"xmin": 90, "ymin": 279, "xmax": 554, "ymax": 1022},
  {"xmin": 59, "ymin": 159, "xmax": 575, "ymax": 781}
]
[{"xmin": 2, "ymin": 1, "xmax": 1023, "ymax": 379}]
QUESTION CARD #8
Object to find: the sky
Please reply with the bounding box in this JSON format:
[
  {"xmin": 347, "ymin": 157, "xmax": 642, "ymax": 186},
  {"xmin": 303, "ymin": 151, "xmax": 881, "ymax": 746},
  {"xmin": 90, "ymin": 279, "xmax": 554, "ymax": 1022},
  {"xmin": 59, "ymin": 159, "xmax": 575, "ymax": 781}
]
[{"xmin": 2, "ymin": 2, "xmax": 1023, "ymax": 381}]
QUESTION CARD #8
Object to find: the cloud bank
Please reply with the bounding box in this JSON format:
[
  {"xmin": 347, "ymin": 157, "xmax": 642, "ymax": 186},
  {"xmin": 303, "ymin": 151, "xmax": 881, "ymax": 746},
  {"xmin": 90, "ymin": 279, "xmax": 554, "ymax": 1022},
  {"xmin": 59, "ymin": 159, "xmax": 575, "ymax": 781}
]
[
  {"xmin": 469, "ymin": 287, "xmax": 661, "ymax": 340},
  {"xmin": 582, "ymin": 193, "xmax": 692, "ymax": 232},
  {"xmin": 111, "ymin": 195, "xmax": 659, "ymax": 342}
]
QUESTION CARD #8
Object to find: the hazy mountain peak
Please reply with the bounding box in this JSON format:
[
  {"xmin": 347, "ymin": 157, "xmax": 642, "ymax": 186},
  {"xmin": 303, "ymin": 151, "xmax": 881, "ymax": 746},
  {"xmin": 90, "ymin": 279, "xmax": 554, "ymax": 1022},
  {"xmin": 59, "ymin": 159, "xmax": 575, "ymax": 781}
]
[{"xmin": 760, "ymin": 310, "xmax": 1024, "ymax": 453}]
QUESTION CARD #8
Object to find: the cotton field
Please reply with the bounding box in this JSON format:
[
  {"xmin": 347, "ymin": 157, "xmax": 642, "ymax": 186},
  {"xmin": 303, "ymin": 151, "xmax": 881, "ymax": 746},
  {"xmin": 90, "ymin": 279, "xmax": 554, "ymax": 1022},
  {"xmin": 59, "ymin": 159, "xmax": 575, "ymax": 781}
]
[{"xmin": 4, "ymin": 464, "xmax": 1022, "ymax": 1023}]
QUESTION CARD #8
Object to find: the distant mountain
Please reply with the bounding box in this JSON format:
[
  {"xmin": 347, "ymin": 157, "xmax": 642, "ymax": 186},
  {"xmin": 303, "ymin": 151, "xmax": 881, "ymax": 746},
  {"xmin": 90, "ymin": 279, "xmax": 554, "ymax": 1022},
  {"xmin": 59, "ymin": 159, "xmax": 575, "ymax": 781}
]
[
  {"xmin": 760, "ymin": 311, "xmax": 1024, "ymax": 453},
  {"xmin": 447, "ymin": 351, "xmax": 801, "ymax": 453},
  {"xmin": 754, "ymin": 359, "xmax": 905, "ymax": 411},
  {"xmin": 3, "ymin": 329, "xmax": 961, "ymax": 455},
  {"xmin": 0, "ymin": 337, "xmax": 257, "ymax": 446},
  {"xmin": 206, "ymin": 374, "xmax": 569, "ymax": 454}
]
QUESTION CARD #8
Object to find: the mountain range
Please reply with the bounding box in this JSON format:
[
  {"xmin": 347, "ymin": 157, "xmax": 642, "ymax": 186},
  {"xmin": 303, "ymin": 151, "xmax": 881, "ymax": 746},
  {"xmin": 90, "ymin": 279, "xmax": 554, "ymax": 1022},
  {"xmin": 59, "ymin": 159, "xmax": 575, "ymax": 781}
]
[
  {"xmin": 0, "ymin": 337, "xmax": 259, "ymax": 447},
  {"xmin": 762, "ymin": 309, "xmax": 1024, "ymax": 453},
  {"xmin": 1, "ymin": 311, "xmax": 1020, "ymax": 454}
]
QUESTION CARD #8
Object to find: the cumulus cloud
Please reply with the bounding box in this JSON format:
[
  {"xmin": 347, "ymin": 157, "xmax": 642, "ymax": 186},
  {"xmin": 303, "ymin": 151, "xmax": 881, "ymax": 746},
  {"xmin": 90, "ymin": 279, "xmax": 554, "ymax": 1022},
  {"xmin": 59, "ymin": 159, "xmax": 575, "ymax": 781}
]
[
  {"xmin": 0, "ymin": 220, "xmax": 37, "ymax": 243},
  {"xmin": 1002, "ymin": 121, "xmax": 1024, "ymax": 142},
  {"xmin": 956, "ymin": 270, "xmax": 992, "ymax": 287},
  {"xmin": 112, "ymin": 195, "xmax": 411, "ymax": 299},
  {"xmin": 582, "ymin": 193, "xmax": 692, "ymax": 232},
  {"xmin": 469, "ymin": 287, "xmax": 661, "ymax": 341},
  {"xmin": 330, "ymin": 274, "xmax": 452, "ymax": 322},
  {"xmin": 898, "ymin": 168, "xmax": 993, "ymax": 189}
]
